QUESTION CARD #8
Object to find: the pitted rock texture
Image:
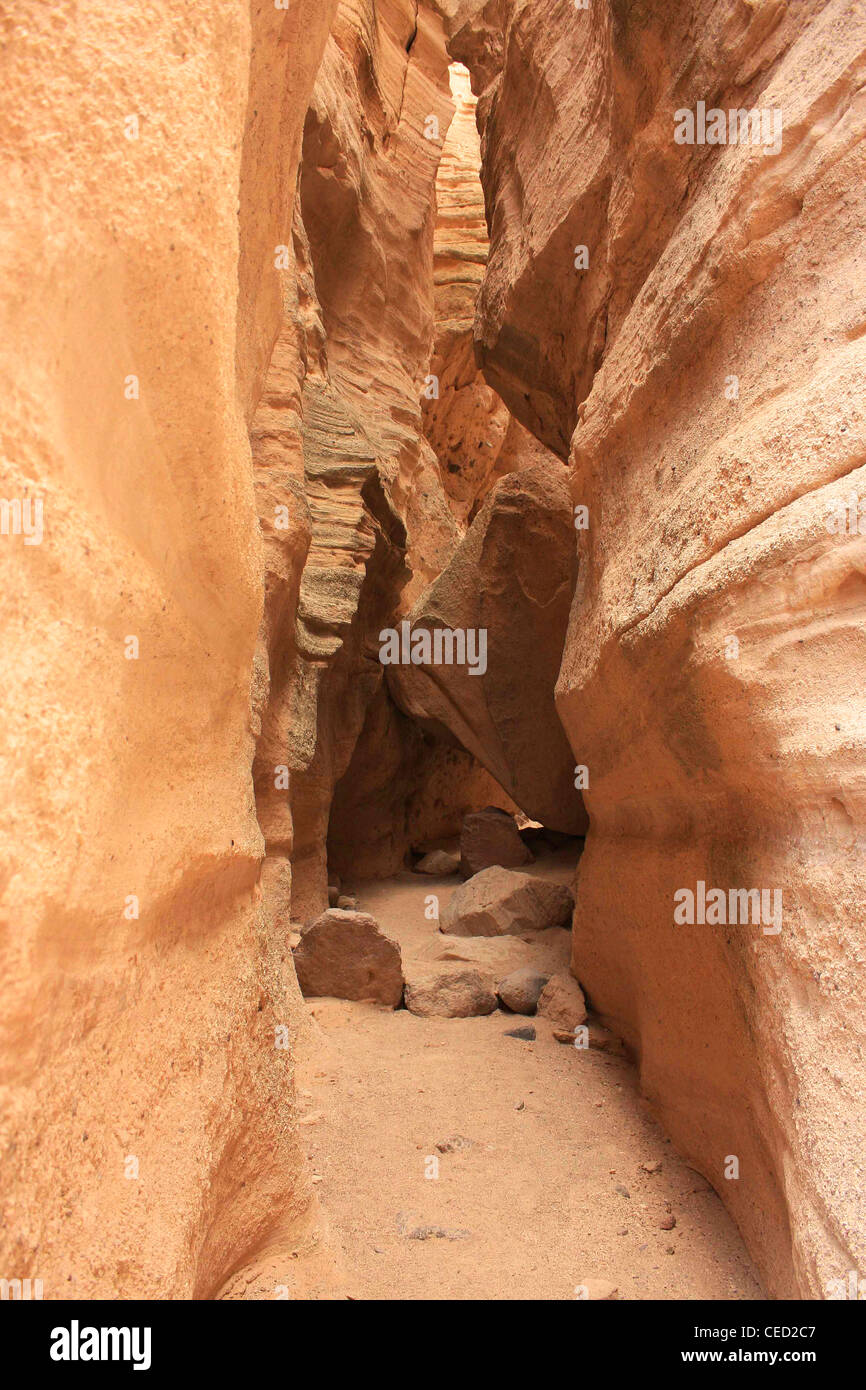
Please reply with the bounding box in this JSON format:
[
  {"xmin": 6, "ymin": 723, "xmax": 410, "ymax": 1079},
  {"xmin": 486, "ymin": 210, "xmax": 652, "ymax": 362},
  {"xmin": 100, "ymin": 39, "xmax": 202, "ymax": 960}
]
[{"xmin": 455, "ymin": 0, "xmax": 866, "ymax": 1297}]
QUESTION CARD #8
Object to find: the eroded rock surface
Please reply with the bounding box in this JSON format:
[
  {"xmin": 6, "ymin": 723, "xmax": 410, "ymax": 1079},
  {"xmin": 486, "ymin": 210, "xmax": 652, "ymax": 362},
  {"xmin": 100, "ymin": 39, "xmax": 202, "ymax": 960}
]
[{"xmin": 454, "ymin": 0, "xmax": 866, "ymax": 1297}]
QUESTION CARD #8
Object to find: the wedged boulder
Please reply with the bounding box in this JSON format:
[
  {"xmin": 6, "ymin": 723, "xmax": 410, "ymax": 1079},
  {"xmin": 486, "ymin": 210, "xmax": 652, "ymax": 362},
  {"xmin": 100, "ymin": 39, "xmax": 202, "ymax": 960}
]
[
  {"xmin": 413, "ymin": 849, "xmax": 461, "ymax": 876},
  {"xmin": 538, "ymin": 973, "xmax": 587, "ymax": 1031},
  {"xmin": 441, "ymin": 867, "xmax": 574, "ymax": 938},
  {"xmin": 459, "ymin": 806, "xmax": 532, "ymax": 877},
  {"xmin": 497, "ymin": 967, "xmax": 549, "ymax": 1015},
  {"xmin": 387, "ymin": 462, "xmax": 587, "ymax": 835},
  {"xmin": 403, "ymin": 964, "xmax": 497, "ymax": 1018},
  {"xmin": 293, "ymin": 909, "xmax": 403, "ymax": 1007}
]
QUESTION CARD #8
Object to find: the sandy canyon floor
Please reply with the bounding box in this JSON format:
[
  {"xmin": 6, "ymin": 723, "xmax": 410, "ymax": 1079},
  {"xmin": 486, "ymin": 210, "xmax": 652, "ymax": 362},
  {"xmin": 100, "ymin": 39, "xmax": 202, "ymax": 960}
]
[{"xmin": 293, "ymin": 849, "xmax": 764, "ymax": 1301}]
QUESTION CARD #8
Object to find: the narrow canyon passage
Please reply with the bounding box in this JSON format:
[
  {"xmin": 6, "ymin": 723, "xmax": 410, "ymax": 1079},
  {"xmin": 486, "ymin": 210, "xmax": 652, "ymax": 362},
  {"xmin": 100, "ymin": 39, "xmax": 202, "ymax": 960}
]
[
  {"xmin": 1, "ymin": 0, "xmax": 864, "ymax": 1316},
  {"xmin": 291, "ymin": 853, "xmax": 763, "ymax": 1301}
]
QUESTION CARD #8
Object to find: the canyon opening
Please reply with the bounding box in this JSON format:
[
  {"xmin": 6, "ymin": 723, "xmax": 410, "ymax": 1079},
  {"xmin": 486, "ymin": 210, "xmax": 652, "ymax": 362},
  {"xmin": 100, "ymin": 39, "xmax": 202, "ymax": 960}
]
[{"xmin": 1, "ymin": 0, "xmax": 865, "ymax": 1337}]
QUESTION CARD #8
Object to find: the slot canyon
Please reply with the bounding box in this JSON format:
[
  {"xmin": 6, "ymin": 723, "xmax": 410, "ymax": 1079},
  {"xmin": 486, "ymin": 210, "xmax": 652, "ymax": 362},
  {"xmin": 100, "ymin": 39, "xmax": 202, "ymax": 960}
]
[{"xmin": 1, "ymin": 0, "xmax": 864, "ymax": 1311}]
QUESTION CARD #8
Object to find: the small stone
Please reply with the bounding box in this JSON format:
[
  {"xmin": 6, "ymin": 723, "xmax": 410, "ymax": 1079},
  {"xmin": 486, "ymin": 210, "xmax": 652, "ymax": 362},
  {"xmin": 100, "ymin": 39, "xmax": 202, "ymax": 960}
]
[
  {"xmin": 665, "ymin": 1245, "xmax": 676, "ymax": 1255},
  {"xmin": 336, "ymin": 894, "xmax": 357, "ymax": 910},
  {"xmin": 659, "ymin": 1214, "xmax": 676, "ymax": 1230},
  {"xmin": 327, "ymin": 885, "xmax": 340, "ymax": 907},
  {"xmin": 640, "ymin": 1159, "xmax": 663, "ymax": 1175},
  {"xmin": 504, "ymin": 1025, "xmax": 536, "ymax": 1041},
  {"xmin": 615, "ymin": 1184, "xmax": 631, "ymax": 1198},
  {"xmin": 617, "ymin": 1227, "xmax": 628, "ymax": 1236},
  {"xmin": 515, "ymin": 1100, "xmax": 525, "ymax": 1111}
]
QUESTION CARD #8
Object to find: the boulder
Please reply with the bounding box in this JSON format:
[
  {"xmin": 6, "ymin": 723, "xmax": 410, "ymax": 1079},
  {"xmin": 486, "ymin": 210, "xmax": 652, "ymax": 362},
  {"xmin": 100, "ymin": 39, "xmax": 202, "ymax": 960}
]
[
  {"xmin": 497, "ymin": 967, "xmax": 549, "ymax": 1015},
  {"xmin": 403, "ymin": 964, "xmax": 497, "ymax": 1018},
  {"xmin": 293, "ymin": 909, "xmax": 403, "ymax": 1007},
  {"xmin": 459, "ymin": 807, "xmax": 533, "ymax": 877},
  {"xmin": 387, "ymin": 464, "xmax": 588, "ymax": 835},
  {"xmin": 537, "ymin": 973, "xmax": 587, "ymax": 1030},
  {"xmin": 440, "ymin": 866, "xmax": 574, "ymax": 938},
  {"xmin": 413, "ymin": 849, "xmax": 461, "ymax": 876}
]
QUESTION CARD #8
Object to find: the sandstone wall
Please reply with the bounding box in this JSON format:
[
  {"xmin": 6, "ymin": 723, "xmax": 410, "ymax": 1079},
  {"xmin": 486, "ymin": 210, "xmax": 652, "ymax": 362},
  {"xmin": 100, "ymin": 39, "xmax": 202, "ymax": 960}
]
[
  {"xmin": 451, "ymin": 0, "xmax": 866, "ymax": 1296},
  {"xmin": 0, "ymin": 0, "xmax": 338, "ymax": 1299}
]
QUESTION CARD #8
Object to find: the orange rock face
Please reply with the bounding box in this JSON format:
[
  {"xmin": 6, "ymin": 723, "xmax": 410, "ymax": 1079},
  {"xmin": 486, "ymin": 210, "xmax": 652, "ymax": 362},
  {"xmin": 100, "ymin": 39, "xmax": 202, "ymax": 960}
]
[
  {"xmin": 455, "ymin": 0, "xmax": 866, "ymax": 1297},
  {"xmin": 0, "ymin": 0, "xmax": 337, "ymax": 1298}
]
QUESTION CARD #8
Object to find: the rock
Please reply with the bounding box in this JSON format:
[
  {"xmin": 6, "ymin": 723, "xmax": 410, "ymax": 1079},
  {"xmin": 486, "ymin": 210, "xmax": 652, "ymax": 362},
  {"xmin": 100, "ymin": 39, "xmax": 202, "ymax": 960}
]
[
  {"xmin": 413, "ymin": 850, "xmax": 461, "ymax": 877},
  {"xmin": 615, "ymin": 1185, "xmax": 631, "ymax": 1199},
  {"xmin": 537, "ymin": 973, "xmax": 587, "ymax": 1030},
  {"xmin": 659, "ymin": 1214, "xmax": 677, "ymax": 1231},
  {"xmin": 453, "ymin": 0, "xmax": 866, "ymax": 1299},
  {"xmin": 459, "ymin": 807, "xmax": 533, "ymax": 877},
  {"xmin": 388, "ymin": 466, "xmax": 589, "ymax": 835},
  {"xmin": 497, "ymin": 967, "xmax": 549, "ymax": 1015},
  {"xmin": 403, "ymin": 965, "xmax": 497, "ymax": 1019},
  {"xmin": 336, "ymin": 895, "xmax": 358, "ymax": 910},
  {"xmin": 435, "ymin": 1134, "xmax": 474, "ymax": 1154},
  {"xmin": 586, "ymin": 1022, "xmax": 627, "ymax": 1058},
  {"xmin": 504, "ymin": 1025, "xmax": 536, "ymax": 1041},
  {"xmin": 640, "ymin": 1160, "xmax": 663, "ymax": 1176},
  {"xmin": 420, "ymin": 926, "xmax": 572, "ymax": 979},
  {"xmin": 293, "ymin": 910, "xmax": 403, "ymax": 1007},
  {"xmin": 327, "ymin": 886, "xmax": 341, "ymax": 908},
  {"xmin": 440, "ymin": 867, "xmax": 574, "ymax": 937},
  {"xmin": 576, "ymin": 1278, "xmax": 619, "ymax": 1301}
]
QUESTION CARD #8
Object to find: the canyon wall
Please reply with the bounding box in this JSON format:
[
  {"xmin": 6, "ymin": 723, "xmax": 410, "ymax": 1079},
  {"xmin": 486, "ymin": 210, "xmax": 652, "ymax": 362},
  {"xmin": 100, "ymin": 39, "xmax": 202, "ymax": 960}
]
[
  {"xmin": 450, "ymin": 0, "xmax": 866, "ymax": 1297},
  {"xmin": 0, "ymin": 0, "xmax": 517, "ymax": 1296},
  {"xmin": 0, "ymin": 0, "xmax": 342, "ymax": 1297}
]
